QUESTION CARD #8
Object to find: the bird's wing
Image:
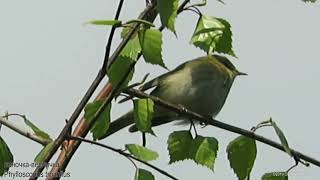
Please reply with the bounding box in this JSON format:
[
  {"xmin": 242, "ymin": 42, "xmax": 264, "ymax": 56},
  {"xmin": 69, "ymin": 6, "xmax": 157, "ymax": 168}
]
[
  {"xmin": 139, "ymin": 76, "xmax": 159, "ymax": 91},
  {"xmin": 139, "ymin": 60, "xmax": 189, "ymax": 91}
]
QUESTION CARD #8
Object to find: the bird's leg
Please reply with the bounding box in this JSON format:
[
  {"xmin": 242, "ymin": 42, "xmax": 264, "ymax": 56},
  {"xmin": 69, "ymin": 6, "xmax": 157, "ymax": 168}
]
[
  {"xmin": 177, "ymin": 104, "xmax": 189, "ymax": 114},
  {"xmin": 189, "ymin": 119, "xmax": 198, "ymax": 136},
  {"xmin": 176, "ymin": 103, "xmax": 199, "ymax": 135},
  {"xmin": 189, "ymin": 120, "xmax": 193, "ymax": 131},
  {"xmin": 200, "ymin": 121, "xmax": 207, "ymax": 128},
  {"xmin": 142, "ymin": 132, "xmax": 147, "ymax": 147},
  {"xmin": 200, "ymin": 115, "xmax": 212, "ymax": 128}
]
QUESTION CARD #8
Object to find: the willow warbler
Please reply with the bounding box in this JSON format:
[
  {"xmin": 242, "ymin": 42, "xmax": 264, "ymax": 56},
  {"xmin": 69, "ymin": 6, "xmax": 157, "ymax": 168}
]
[{"xmin": 106, "ymin": 54, "xmax": 246, "ymax": 135}]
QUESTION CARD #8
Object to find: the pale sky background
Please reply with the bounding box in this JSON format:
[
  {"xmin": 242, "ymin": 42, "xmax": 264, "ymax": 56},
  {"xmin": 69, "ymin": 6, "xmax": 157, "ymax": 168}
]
[{"xmin": 0, "ymin": 0, "xmax": 320, "ymax": 179}]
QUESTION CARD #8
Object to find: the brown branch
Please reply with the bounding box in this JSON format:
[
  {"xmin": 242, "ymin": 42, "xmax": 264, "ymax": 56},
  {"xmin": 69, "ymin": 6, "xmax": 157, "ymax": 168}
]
[
  {"xmin": 0, "ymin": 116, "xmax": 50, "ymax": 146},
  {"xmin": 48, "ymin": 50, "xmax": 138, "ymax": 180},
  {"xmin": 43, "ymin": 3, "xmax": 159, "ymax": 180},
  {"xmin": 68, "ymin": 135, "xmax": 179, "ymax": 180},
  {"xmin": 123, "ymin": 88, "xmax": 320, "ymax": 168},
  {"xmin": 37, "ymin": 1, "xmax": 191, "ymax": 179},
  {"xmin": 46, "ymin": 0, "xmax": 193, "ymax": 178},
  {"xmin": 29, "ymin": 0, "xmax": 127, "ymax": 179}
]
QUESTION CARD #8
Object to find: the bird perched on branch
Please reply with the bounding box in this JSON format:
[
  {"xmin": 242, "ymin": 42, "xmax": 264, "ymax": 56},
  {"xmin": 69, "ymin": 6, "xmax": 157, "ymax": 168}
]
[{"xmin": 106, "ymin": 54, "xmax": 246, "ymax": 136}]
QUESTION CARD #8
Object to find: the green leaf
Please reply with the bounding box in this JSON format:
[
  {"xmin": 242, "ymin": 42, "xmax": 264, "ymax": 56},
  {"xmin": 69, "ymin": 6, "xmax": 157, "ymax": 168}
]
[
  {"xmin": 191, "ymin": 15, "xmax": 235, "ymax": 56},
  {"xmin": 189, "ymin": 136, "xmax": 219, "ymax": 170},
  {"xmin": 84, "ymin": 100, "xmax": 111, "ymax": 140},
  {"xmin": 120, "ymin": 27, "xmax": 142, "ymax": 60},
  {"xmin": 121, "ymin": 26, "xmax": 133, "ymax": 38},
  {"xmin": 34, "ymin": 141, "xmax": 54, "ymax": 163},
  {"xmin": 262, "ymin": 172, "xmax": 288, "ymax": 180},
  {"xmin": 125, "ymin": 19, "xmax": 155, "ymax": 27},
  {"xmin": 227, "ymin": 136, "xmax": 257, "ymax": 180},
  {"xmin": 302, "ymin": 0, "xmax": 317, "ymax": 2},
  {"xmin": 167, "ymin": 131, "xmax": 193, "ymax": 163},
  {"xmin": 126, "ymin": 144, "xmax": 159, "ymax": 162},
  {"xmin": 214, "ymin": 18, "xmax": 235, "ymax": 56},
  {"xmin": 86, "ymin": 20, "xmax": 121, "ymax": 27},
  {"xmin": 24, "ymin": 119, "xmax": 52, "ymax": 142},
  {"xmin": 271, "ymin": 121, "xmax": 291, "ymax": 156},
  {"xmin": 139, "ymin": 29, "xmax": 166, "ymax": 69},
  {"xmin": 157, "ymin": 0, "xmax": 179, "ymax": 32},
  {"xmin": 133, "ymin": 98, "xmax": 154, "ymax": 134},
  {"xmin": 135, "ymin": 168, "xmax": 155, "ymax": 180},
  {"xmin": 121, "ymin": 36, "xmax": 141, "ymax": 60},
  {"xmin": 107, "ymin": 56, "xmax": 135, "ymax": 88},
  {"xmin": 0, "ymin": 137, "xmax": 14, "ymax": 176}
]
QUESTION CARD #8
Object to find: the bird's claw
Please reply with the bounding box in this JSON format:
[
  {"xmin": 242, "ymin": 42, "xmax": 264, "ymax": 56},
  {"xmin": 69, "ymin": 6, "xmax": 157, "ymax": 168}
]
[
  {"xmin": 177, "ymin": 104, "xmax": 188, "ymax": 114},
  {"xmin": 200, "ymin": 121, "xmax": 208, "ymax": 128}
]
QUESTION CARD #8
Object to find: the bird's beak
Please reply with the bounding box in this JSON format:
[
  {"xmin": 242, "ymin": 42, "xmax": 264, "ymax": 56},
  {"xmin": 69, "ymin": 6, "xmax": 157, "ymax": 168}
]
[{"xmin": 236, "ymin": 71, "xmax": 248, "ymax": 76}]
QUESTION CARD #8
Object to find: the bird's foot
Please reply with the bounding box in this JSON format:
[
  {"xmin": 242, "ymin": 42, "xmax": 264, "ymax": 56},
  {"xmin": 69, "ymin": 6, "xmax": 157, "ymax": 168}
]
[
  {"xmin": 177, "ymin": 104, "xmax": 188, "ymax": 114},
  {"xmin": 188, "ymin": 119, "xmax": 198, "ymax": 136},
  {"xmin": 200, "ymin": 121, "xmax": 208, "ymax": 128},
  {"xmin": 200, "ymin": 115, "xmax": 212, "ymax": 128}
]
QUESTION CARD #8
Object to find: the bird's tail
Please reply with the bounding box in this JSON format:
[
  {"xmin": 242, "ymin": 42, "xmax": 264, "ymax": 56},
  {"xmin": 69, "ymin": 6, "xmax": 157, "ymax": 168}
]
[
  {"xmin": 104, "ymin": 111, "xmax": 178, "ymax": 137},
  {"xmin": 104, "ymin": 111, "xmax": 134, "ymax": 137}
]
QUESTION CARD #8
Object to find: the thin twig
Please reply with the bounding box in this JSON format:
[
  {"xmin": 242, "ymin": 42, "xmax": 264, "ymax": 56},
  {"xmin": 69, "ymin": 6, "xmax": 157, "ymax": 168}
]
[
  {"xmin": 68, "ymin": 135, "xmax": 179, "ymax": 180},
  {"xmin": 29, "ymin": 60, "xmax": 106, "ymax": 180},
  {"xmin": 46, "ymin": 0, "xmax": 192, "ymax": 178},
  {"xmin": 123, "ymin": 88, "xmax": 320, "ymax": 168},
  {"xmin": 286, "ymin": 163, "xmax": 298, "ymax": 173},
  {"xmin": 29, "ymin": 0, "xmax": 127, "ymax": 179},
  {"xmin": 251, "ymin": 120, "xmax": 308, "ymax": 166},
  {"xmin": 118, "ymin": 73, "xmax": 150, "ymax": 103},
  {"xmin": 3, "ymin": 113, "xmax": 27, "ymax": 119},
  {"xmin": 182, "ymin": 7, "xmax": 202, "ymax": 16},
  {"xmin": 183, "ymin": 0, "xmax": 207, "ymax": 10},
  {"xmin": 106, "ymin": 2, "xmax": 157, "ymax": 69},
  {"xmin": 126, "ymin": 155, "xmax": 138, "ymax": 170},
  {"xmin": 157, "ymin": 0, "xmax": 191, "ymax": 32},
  {"xmin": 0, "ymin": 116, "xmax": 50, "ymax": 146},
  {"xmin": 102, "ymin": 0, "xmax": 125, "ymax": 70},
  {"xmin": 45, "ymin": 3, "xmax": 160, "ymax": 179}
]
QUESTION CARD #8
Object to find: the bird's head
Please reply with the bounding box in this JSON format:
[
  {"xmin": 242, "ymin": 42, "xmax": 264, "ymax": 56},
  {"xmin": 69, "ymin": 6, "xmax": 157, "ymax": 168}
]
[{"xmin": 213, "ymin": 54, "xmax": 247, "ymax": 78}]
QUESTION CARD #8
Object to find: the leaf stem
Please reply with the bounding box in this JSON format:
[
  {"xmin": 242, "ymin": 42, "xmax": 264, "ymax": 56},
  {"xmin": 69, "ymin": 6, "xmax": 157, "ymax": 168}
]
[
  {"xmin": 0, "ymin": 116, "xmax": 50, "ymax": 146},
  {"xmin": 123, "ymin": 19, "xmax": 155, "ymax": 27}
]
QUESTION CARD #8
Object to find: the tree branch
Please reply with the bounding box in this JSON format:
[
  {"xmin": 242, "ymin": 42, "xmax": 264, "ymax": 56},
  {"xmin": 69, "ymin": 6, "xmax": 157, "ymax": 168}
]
[
  {"xmin": 29, "ymin": 0, "xmax": 127, "ymax": 179},
  {"xmin": 41, "ymin": 0, "xmax": 192, "ymax": 179},
  {"xmin": 42, "ymin": 3, "xmax": 159, "ymax": 180},
  {"xmin": 0, "ymin": 116, "xmax": 50, "ymax": 146},
  {"xmin": 46, "ymin": 0, "xmax": 193, "ymax": 178},
  {"xmin": 123, "ymin": 88, "xmax": 320, "ymax": 168},
  {"xmin": 68, "ymin": 135, "xmax": 179, "ymax": 180},
  {"xmin": 101, "ymin": 0, "xmax": 125, "ymax": 70}
]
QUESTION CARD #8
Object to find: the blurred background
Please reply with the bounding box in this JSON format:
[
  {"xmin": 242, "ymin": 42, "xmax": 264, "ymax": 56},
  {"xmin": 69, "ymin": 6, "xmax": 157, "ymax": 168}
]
[{"xmin": 0, "ymin": 0, "xmax": 319, "ymax": 179}]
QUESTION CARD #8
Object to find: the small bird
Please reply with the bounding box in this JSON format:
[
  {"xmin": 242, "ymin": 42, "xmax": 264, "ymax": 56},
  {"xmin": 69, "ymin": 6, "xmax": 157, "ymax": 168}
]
[{"xmin": 106, "ymin": 54, "xmax": 246, "ymax": 136}]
